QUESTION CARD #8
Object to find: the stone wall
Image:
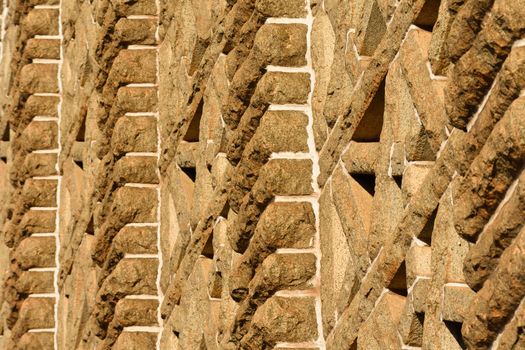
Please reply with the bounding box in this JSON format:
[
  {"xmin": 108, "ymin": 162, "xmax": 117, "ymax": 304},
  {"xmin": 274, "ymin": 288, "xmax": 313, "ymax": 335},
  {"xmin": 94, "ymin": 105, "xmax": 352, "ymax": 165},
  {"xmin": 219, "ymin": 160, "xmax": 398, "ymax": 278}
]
[{"xmin": 0, "ymin": 0, "xmax": 524, "ymax": 349}]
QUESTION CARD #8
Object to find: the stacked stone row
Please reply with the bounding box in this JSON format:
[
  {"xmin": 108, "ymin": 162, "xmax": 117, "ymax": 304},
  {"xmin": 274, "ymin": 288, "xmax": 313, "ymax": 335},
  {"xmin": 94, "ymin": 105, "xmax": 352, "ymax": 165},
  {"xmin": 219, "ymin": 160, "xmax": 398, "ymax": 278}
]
[
  {"xmin": 82, "ymin": 0, "xmax": 162, "ymax": 348},
  {"xmin": 212, "ymin": 1, "xmax": 325, "ymax": 348},
  {"xmin": 0, "ymin": 0, "xmax": 62, "ymax": 348}
]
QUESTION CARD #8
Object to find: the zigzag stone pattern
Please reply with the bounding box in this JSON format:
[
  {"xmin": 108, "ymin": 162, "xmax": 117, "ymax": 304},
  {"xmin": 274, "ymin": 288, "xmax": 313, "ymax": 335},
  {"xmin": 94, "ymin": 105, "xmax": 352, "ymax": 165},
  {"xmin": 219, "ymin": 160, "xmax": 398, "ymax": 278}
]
[{"xmin": 0, "ymin": 0, "xmax": 523, "ymax": 349}]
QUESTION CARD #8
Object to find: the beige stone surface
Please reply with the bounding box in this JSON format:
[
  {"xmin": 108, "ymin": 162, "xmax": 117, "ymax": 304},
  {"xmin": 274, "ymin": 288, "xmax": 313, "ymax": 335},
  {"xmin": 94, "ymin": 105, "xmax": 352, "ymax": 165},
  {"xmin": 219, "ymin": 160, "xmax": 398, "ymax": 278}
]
[{"xmin": 0, "ymin": 0, "xmax": 523, "ymax": 349}]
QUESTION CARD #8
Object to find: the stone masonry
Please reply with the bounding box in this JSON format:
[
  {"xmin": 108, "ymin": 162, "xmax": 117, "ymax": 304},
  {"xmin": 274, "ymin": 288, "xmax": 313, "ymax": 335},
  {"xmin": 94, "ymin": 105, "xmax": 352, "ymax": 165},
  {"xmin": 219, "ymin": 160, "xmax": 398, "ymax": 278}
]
[{"xmin": 0, "ymin": 0, "xmax": 523, "ymax": 349}]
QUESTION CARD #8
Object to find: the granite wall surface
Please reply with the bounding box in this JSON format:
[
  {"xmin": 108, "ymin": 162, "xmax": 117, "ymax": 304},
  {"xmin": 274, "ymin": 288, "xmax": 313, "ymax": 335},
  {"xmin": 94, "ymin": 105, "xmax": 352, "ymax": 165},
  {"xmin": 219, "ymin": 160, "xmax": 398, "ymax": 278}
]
[{"xmin": 0, "ymin": 0, "xmax": 524, "ymax": 349}]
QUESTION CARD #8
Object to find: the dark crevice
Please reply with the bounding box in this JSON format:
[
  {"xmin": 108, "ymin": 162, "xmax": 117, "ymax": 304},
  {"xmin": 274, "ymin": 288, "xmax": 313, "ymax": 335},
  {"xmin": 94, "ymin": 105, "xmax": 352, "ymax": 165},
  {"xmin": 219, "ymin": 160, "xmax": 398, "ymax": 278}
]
[
  {"xmin": 444, "ymin": 320, "xmax": 467, "ymax": 349},
  {"xmin": 415, "ymin": 0, "xmax": 442, "ymax": 30},
  {"xmin": 352, "ymin": 79, "xmax": 385, "ymax": 142},
  {"xmin": 86, "ymin": 215, "xmax": 95, "ymax": 235},
  {"xmin": 351, "ymin": 173, "xmax": 376, "ymax": 196},
  {"xmin": 77, "ymin": 117, "xmax": 86, "ymax": 142},
  {"xmin": 2, "ymin": 122, "xmax": 9, "ymax": 141},
  {"xmin": 183, "ymin": 99, "xmax": 203, "ymax": 142},
  {"xmin": 393, "ymin": 175, "xmax": 403, "ymax": 190},
  {"xmin": 202, "ymin": 233, "xmax": 214, "ymax": 259},
  {"xmin": 181, "ymin": 167, "xmax": 197, "ymax": 182},
  {"xmin": 388, "ymin": 261, "xmax": 407, "ymax": 296},
  {"xmin": 74, "ymin": 160, "xmax": 84, "ymax": 170},
  {"xmin": 419, "ymin": 208, "xmax": 437, "ymax": 245}
]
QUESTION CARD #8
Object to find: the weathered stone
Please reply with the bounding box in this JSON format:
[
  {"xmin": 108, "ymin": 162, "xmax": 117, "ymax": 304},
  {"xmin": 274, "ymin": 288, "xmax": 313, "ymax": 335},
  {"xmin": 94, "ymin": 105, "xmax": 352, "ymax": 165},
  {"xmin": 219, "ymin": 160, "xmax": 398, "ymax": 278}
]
[
  {"xmin": 239, "ymin": 296, "xmax": 318, "ymax": 348},
  {"xmin": 1, "ymin": 0, "xmax": 523, "ymax": 347},
  {"xmin": 463, "ymin": 171, "xmax": 525, "ymax": 291},
  {"xmin": 454, "ymin": 97, "xmax": 525, "ymax": 242},
  {"xmin": 255, "ymin": 0, "xmax": 306, "ymax": 18},
  {"xmin": 111, "ymin": 116, "xmax": 158, "ymax": 155},
  {"xmin": 462, "ymin": 225, "xmax": 525, "ymax": 349},
  {"xmin": 445, "ymin": 0, "xmax": 525, "ymax": 130}
]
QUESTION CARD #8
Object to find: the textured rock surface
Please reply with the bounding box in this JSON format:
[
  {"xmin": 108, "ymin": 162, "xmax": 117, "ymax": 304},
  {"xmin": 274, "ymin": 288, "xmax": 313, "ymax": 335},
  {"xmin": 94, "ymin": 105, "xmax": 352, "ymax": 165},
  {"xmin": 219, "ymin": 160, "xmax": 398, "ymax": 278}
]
[{"xmin": 0, "ymin": 0, "xmax": 523, "ymax": 349}]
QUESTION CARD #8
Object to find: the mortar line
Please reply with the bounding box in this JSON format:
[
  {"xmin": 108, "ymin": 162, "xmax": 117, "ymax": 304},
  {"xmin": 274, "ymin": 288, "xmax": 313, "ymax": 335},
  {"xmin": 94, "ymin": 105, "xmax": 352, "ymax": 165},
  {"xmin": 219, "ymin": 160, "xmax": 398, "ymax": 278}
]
[
  {"xmin": 303, "ymin": 1, "xmax": 325, "ymax": 347},
  {"xmin": 153, "ymin": 4, "xmax": 163, "ymax": 347},
  {"xmin": 54, "ymin": 0, "xmax": 64, "ymax": 347}
]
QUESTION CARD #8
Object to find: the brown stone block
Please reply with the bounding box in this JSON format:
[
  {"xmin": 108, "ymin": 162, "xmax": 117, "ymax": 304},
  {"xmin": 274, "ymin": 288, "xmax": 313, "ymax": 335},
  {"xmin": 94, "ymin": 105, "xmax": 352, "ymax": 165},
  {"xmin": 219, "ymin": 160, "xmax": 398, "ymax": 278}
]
[
  {"xmin": 21, "ymin": 153, "xmax": 58, "ymax": 177},
  {"xmin": 23, "ymin": 9, "xmax": 59, "ymax": 36},
  {"xmin": 240, "ymin": 296, "xmax": 318, "ymax": 348},
  {"xmin": 255, "ymin": 0, "xmax": 307, "ymax": 18},
  {"xmin": 231, "ymin": 246, "xmax": 316, "ymax": 302},
  {"xmin": 254, "ymin": 72, "xmax": 310, "ymax": 105},
  {"xmin": 116, "ymin": 87, "xmax": 158, "ymax": 113},
  {"xmin": 99, "ymin": 258, "xmax": 158, "ymax": 297},
  {"xmin": 18, "ymin": 120, "xmax": 58, "ymax": 152},
  {"xmin": 107, "ymin": 50, "xmax": 157, "ymax": 85},
  {"xmin": 22, "ymin": 95, "xmax": 59, "ymax": 119},
  {"xmin": 454, "ymin": 97, "xmax": 525, "ymax": 242},
  {"xmin": 17, "ymin": 333, "xmax": 54, "ymax": 350},
  {"xmin": 341, "ymin": 141, "xmax": 380, "ymax": 175},
  {"xmin": 114, "ymin": 299, "xmax": 159, "ymax": 327},
  {"xmin": 25, "ymin": 39, "xmax": 60, "ymax": 59},
  {"xmin": 113, "ymin": 332, "xmax": 158, "ymax": 350},
  {"xmin": 113, "ymin": 226, "xmax": 158, "ymax": 255},
  {"xmin": 441, "ymin": 284, "xmax": 475, "ymax": 323},
  {"xmin": 116, "ymin": 18, "xmax": 157, "ymax": 45},
  {"xmin": 11, "ymin": 297, "xmax": 55, "ymax": 338},
  {"xmin": 13, "ymin": 271, "xmax": 54, "ymax": 295},
  {"xmin": 113, "ymin": 156, "xmax": 159, "ymax": 185},
  {"xmin": 4, "ymin": 209, "xmax": 55, "ymax": 247},
  {"xmin": 254, "ymin": 23, "xmax": 307, "ymax": 67},
  {"xmin": 19, "ymin": 64, "xmax": 58, "ymax": 94},
  {"xmin": 14, "ymin": 236, "xmax": 55, "ymax": 270},
  {"xmin": 20, "ymin": 179, "xmax": 57, "ymax": 207},
  {"xmin": 111, "ymin": 116, "xmax": 157, "ymax": 155},
  {"xmin": 251, "ymin": 252, "xmax": 316, "ymax": 292},
  {"xmin": 110, "ymin": 186, "xmax": 158, "ymax": 224},
  {"xmin": 261, "ymin": 159, "xmax": 313, "ymax": 196},
  {"xmin": 20, "ymin": 209, "xmax": 56, "ymax": 233},
  {"xmin": 257, "ymin": 110, "xmax": 309, "ymax": 153}
]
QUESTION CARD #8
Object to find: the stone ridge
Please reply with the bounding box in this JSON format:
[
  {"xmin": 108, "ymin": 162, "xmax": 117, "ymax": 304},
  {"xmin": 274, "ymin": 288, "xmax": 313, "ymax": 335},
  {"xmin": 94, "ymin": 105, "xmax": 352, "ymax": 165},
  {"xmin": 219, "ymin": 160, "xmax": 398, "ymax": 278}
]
[{"xmin": 0, "ymin": 0, "xmax": 523, "ymax": 349}]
